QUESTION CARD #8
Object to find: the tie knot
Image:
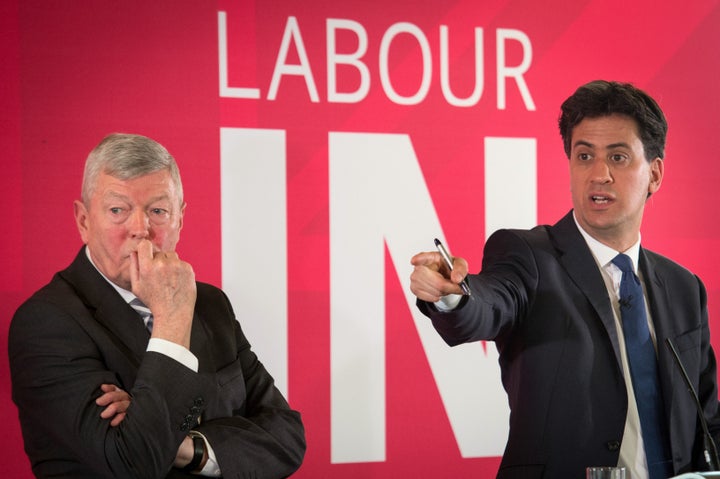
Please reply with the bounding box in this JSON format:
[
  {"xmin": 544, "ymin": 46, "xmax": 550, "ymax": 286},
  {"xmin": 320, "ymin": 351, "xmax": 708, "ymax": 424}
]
[{"xmin": 612, "ymin": 253, "xmax": 634, "ymax": 274}]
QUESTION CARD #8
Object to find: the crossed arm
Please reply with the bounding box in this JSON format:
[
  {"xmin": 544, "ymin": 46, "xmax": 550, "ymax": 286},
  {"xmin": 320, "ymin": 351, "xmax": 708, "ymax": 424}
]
[{"xmin": 96, "ymin": 384, "xmax": 205, "ymax": 470}]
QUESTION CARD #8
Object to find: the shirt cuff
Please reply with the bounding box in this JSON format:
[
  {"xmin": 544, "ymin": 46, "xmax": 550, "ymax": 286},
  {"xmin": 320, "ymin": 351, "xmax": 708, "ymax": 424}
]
[
  {"xmin": 434, "ymin": 293, "xmax": 463, "ymax": 311},
  {"xmin": 147, "ymin": 338, "xmax": 199, "ymax": 372}
]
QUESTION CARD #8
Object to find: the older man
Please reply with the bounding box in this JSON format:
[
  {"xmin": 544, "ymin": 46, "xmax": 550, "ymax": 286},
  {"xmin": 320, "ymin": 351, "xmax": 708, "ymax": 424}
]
[{"xmin": 10, "ymin": 133, "xmax": 306, "ymax": 478}]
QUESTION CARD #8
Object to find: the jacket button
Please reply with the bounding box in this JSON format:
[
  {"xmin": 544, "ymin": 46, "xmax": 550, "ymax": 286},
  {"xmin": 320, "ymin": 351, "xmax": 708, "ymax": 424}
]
[{"xmin": 606, "ymin": 441, "xmax": 621, "ymax": 451}]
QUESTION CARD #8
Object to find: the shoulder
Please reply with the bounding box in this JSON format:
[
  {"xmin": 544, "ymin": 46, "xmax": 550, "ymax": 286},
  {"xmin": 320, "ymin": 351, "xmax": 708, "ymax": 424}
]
[
  {"xmin": 643, "ymin": 248, "xmax": 697, "ymax": 279},
  {"xmin": 196, "ymin": 281, "xmax": 226, "ymax": 298},
  {"xmin": 485, "ymin": 210, "xmax": 576, "ymax": 251},
  {"xmin": 14, "ymin": 272, "xmax": 83, "ymax": 319},
  {"xmin": 484, "ymin": 224, "xmax": 554, "ymax": 260},
  {"xmin": 9, "ymin": 273, "xmax": 92, "ymax": 361},
  {"xmin": 642, "ymin": 247, "xmax": 705, "ymax": 294},
  {"xmin": 194, "ymin": 281, "xmax": 236, "ymax": 319}
]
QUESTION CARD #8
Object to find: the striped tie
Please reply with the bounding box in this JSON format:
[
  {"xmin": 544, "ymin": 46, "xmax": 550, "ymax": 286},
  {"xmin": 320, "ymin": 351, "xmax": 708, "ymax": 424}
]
[{"xmin": 129, "ymin": 298, "xmax": 154, "ymax": 332}]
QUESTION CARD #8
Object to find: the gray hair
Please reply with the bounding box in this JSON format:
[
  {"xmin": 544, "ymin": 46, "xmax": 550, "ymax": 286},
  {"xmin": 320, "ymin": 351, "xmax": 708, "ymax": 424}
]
[{"xmin": 81, "ymin": 133, "xmax": 184, "ymax": 205}]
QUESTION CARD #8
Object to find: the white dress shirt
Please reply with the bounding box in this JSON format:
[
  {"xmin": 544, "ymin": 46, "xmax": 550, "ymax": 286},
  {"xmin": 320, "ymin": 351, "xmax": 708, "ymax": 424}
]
[{"xmin": 575, "ymin": 217, "xmax": 654, "ymax": 479}]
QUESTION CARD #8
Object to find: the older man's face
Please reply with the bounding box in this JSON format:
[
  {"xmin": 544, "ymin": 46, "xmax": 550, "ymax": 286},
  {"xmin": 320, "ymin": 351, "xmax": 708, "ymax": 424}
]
[{"xmin": 74, "ymin": 170, "xmax": 185, "ymax": 290}]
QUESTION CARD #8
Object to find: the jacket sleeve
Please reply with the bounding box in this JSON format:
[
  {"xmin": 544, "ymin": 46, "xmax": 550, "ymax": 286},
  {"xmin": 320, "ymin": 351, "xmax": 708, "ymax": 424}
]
[
  {"xmin": 417, "ymin": 228, "xmax": 540, "ymax": 347},
  {"xmin": 9, "ymin": 295, "xmax": 212, "ymax": 479},
  {"xmin": 188, "ymin": 286, "xmax": 306, "ymax": 479}
]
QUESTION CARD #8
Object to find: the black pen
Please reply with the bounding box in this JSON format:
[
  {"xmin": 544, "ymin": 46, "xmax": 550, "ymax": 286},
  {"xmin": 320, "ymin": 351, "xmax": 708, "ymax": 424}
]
[{"xmin": 434, "ymin": 238, "xmax": 471, "ymax": 296}]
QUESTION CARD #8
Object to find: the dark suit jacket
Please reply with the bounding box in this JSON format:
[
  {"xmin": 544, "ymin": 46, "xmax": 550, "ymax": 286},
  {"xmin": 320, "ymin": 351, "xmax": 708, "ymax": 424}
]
[
  {"xmin": 418, "ymin": 211, "xmax": 720, "ymax": 478},
  {"xmin": 9, "ymin": 247, "xmax": 306, "ymax": 479}
]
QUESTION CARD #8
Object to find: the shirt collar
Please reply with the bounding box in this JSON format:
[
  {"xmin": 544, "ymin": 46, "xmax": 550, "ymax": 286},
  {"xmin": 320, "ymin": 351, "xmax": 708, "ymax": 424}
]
[
  {"xmin": 572, "ymin": 213, "xmax": 641, "ymax": 273},
  {"xmin": 84, "ymin": 246, "xmax": 137, "ymax": 304}
]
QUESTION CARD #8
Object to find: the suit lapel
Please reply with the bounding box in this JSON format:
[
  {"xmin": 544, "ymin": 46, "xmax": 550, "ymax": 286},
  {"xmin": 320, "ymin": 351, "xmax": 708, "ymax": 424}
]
[
  {"xmin": 639, "ymin": 249, "xmax": 677, "ymax": 411},
  {"xmin": 94, "ymin": 299, "xmax": 150, "ymax": 365},
  {"xmin": 549, "ymin": 212, "xmax": 624, "ymax": 368},
  {"xmin": 60, "ymin": 247, "xmax": 150, "ymax": 368},
  {"xmin": 639, "ymin": 248, "xmax": 671, "ymax": 342},
  {"xmin": 62, "ymin": 247, "xmax": 219, "ymax": 372}
]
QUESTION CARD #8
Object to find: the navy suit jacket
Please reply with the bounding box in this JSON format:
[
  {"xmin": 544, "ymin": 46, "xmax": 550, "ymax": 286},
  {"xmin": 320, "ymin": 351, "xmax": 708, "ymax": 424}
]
[
  {"xmin": 419, "ymin": 211, "xmax": 720, "ymax": 478},
  {"xmin": 9, "ymin": 247, "xmax": 306, "ymax": 479}
]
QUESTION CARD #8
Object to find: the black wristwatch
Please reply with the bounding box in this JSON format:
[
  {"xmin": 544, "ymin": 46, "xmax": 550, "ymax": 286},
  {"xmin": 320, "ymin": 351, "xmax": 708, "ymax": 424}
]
[{"xmin": 182, "ymin": 431, "xmax": 206, "ymax": 472}]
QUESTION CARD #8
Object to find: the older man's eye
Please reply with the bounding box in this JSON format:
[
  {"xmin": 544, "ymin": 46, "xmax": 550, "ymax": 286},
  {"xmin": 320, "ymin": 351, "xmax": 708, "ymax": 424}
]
[{"xmin": 148, "ymin": 208, "xmax": 171, "ymax": 224}]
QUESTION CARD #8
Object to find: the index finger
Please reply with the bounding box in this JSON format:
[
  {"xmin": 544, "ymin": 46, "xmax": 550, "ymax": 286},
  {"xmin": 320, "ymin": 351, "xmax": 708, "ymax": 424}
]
[
  {"xmin": 410, "ymin": 251, "xmax": 443, "ymax": 267},
  {"xmin": 130, "ymin": 240, "xmax": 153, "ymax": 292},
  {"xmin": 135, "ymin": 239, "xmax": 155, "ymax": 268}
]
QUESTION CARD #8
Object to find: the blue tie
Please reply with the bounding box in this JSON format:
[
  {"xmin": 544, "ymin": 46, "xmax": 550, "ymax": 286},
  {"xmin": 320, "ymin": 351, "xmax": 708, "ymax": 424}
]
[
  {"xmin": 612, "ymin": 254, "xmax": 672, "ymax": 478},
  {"xmin": 130, "ymin": 298, "xmax": 154, "ymax": 333}
]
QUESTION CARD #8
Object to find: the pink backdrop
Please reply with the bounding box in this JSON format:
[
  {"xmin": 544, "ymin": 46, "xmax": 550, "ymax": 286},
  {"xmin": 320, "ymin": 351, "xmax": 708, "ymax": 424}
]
[{"xmin": 3, "ymin": 1, "xmax": 720, "ymax": 477}]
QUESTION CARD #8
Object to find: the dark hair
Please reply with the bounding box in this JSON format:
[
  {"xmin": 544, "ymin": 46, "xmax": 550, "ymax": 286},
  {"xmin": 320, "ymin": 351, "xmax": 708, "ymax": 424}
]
[{"xmin": 558, "ymin": 80, "xmax": 667, "ymax": 161}]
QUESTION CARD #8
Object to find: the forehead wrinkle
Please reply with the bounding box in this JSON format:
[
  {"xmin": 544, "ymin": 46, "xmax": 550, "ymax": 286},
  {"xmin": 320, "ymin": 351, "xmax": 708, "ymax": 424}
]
[
  {"xmin": 101, "ymin": 190, "xmax": 130, "ymax": 202},
  {"xmin": 101, "ymin": 190, "xmax": 173, "ymax": 206}
]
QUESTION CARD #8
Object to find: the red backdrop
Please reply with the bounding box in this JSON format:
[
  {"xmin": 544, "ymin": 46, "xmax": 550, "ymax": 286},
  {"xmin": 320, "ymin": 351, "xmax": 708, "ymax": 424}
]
[{"xmin": 3, "ymin": 1, "xmax": 720, "ymax": 477}]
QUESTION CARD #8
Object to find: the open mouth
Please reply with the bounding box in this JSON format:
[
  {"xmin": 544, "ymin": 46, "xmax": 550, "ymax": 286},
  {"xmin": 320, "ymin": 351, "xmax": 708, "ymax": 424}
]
[{"xmin": 591, "ymin": 195, "xmax": 611, "ymax": 204}]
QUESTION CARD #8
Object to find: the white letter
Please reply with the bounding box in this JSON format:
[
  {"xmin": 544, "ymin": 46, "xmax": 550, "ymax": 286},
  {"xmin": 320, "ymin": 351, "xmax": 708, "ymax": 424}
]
[
  {"xmin": 218, "ymin": 11, "xmax": 261, "ymax": 99},
  {"xmin": 440, "ymin": 25, "xmax": 485, "ymax": 107},
  {"xmin": 379, "ymin": 23, "xmax": 432, "ymax": 105},
  {"xmin": 268, "ymin": 16, "xmax": 320, "ymax": 102},
  {"xmin": 496, "ymin": 28, "xmax": 535, "ymax": 110},
  {"xmin": 220, "ymin": 128, "xmax": 289, "ymax": 397},
  {"xmin": 327, "ymin": 19, "xmax": 370, "ymax": 103},
  {"xmin": 485, "ymin": 137, "xmax": 538, "ymax": 237},
  {"xmin": 329, "ymin": 132, "xmax": 511, "ymax": 463}
]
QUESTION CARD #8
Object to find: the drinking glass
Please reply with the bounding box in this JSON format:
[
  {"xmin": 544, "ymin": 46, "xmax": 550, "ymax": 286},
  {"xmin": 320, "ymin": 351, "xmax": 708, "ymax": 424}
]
[{"xmin": 586, "ymin": 466, "xmax": 627, "ymax": 479}]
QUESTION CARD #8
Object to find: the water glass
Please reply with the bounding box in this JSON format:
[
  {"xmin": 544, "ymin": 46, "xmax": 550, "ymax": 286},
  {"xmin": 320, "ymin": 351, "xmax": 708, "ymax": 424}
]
[{"xmin": 586, "ymin": 466, "xmax": 626, "ymax": 479}]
